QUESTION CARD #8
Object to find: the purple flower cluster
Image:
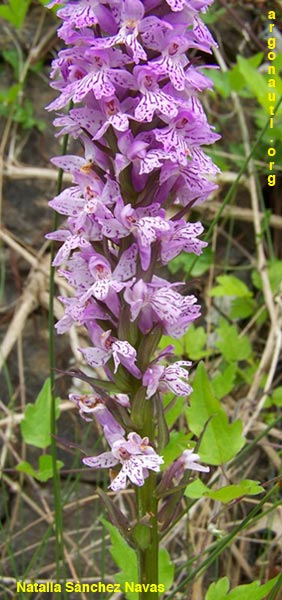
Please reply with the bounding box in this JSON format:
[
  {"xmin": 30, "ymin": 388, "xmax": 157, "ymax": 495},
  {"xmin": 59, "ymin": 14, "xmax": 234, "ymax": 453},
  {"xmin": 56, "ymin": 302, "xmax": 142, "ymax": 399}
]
[{"xmin": 48, "ymin": 0, "xmax": 217, "ymax": 490}]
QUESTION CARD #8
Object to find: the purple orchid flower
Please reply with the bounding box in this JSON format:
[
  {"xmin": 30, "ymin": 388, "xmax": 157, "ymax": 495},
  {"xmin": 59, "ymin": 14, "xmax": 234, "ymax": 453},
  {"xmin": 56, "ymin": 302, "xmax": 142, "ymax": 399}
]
[
  {"xmin": 80, "ymin": 327, "xmax": 141, "ymax": 378},
  {"xmin": 143, "ymin": 360, "xmax": 192, "ymax": 398},
  {"xmin": 83, "ymin": 432, "xmax": 164, "ymax": 491},
  {"xmin": 99, "ymin": 199, "xmax": 171, "ymax": 271}
]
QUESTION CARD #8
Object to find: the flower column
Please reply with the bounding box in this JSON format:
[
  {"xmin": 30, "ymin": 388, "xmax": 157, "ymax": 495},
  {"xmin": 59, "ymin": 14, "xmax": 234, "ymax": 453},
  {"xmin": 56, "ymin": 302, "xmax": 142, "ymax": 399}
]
[{"xmin": 47, "ymin": 0, "xmax": 218, "ymax": 594}]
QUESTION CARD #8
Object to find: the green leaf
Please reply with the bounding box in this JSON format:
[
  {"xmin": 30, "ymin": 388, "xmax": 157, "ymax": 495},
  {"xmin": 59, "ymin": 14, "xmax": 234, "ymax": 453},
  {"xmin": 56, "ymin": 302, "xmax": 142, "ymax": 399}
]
[
  {"xmin": 272, "ymin": 387, "xmax": 282, "ymax": 407},
  {"xmin": 169, "ymin": 247, "xmax": 213, "ymax": 277},
  {"xmin": 228, "ymin": 53, "xmax": 264, "ymax": 95},
  {"xmin": 20, "ymin": 378, "xmax": 60, "ymax": 448},
  {"xmin": 2, "ymin": 48, "xmax": 20, "ymax": 78},
  {"xmin": 185, "ymin": 479, "xmax": 263, "ymax": 503},
  {"xmin": 0, "ymin": 0, "xmax": 31, "ymax": 28},
  {"xmin": 164, "ymin": 393, "xmax": 186, "ymax": 428},
  {"xmin": 205, "ymin": 576, "xmax": 279, "ymax": 600},
  {"xmin": 159, "ymin": 548, "xmax": 174, "ymax": 591},
  {"xmin": 207, "ymin": 480, "xmax": 263, "ymax": 503},
  {"xmin": 230, "ymin": 297, "xmax": 256, "ymax": 320},
  {"xmin": 205, "ymin": 577, "xmax": 230, "ymax": 599},
  {"xmin": 101, "ymin": 519, "xmax": 138, "ymax": 600},
  {"xmin": 203, "ymin": 69, "xmax": 231, "ymax": 98},
  {"xmin": 158, "ymin": 326, "xmax": 210, "ymax": 361},
  {"xmin": 212, "ymin": 363, "xmax": 237, "ymax": 400},
  {"xmin": 237, "ymin": 55, "xmax": 269, "ymax": 111},
  {"xmin": 186, "ymin": 363, "xmax": 245, "ymax": 465},
  {"xmin": 132, "ymin": 524, "xmax": 151, "ymax": 551},
  {"xmin": 162, "ymin": 431, "xmax": 192, "ymax": 467},
  {"xmin": 0, "ymin": 83, "xmax": 21, "ymax": 105},
  {"xmin": 16, "ymin": 455, "xmax": 63, "ymax": 482},
  {"xmin": 216, "ymin": 320, "xmax": 252, "ymax": 362},
  {"xmin": 210, "ymin": 275, "xmax": 252, "ymax": 298},
  {"xmin": 184, "ymin": 478, "xmax": 209, "ymax": 499},
  {"xmin": 182, "ymin": 324, "xmax": 210, "ymax": 360}
]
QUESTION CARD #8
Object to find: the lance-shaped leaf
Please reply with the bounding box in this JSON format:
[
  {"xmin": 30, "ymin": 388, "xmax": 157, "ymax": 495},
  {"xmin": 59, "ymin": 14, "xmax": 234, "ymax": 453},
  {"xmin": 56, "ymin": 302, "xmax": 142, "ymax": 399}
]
[{"xmin": 186, "ymin": 362, "xmax": 245, "ymax": 465}]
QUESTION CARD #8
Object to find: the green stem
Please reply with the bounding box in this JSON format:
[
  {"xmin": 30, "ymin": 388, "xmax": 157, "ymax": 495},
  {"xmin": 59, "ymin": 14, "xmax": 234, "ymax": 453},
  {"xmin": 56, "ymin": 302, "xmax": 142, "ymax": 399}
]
[
  {"xmin": 137, "ymin": 474, "xmax": 159, "ymax": 598},
  {"xmin": 135, "ymin": 398, "xmax": 159, "ymax": 599}
]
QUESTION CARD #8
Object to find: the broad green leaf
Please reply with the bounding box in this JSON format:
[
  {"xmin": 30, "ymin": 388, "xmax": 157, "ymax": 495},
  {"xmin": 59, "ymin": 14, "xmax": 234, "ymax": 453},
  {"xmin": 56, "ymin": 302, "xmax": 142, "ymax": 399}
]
[
  {"xmin": 209, "ymin": 275, "xmax": 252, "ymax": 298},
  {"xmin": 216, "ymin": 320, "xmax": 252, "ymax": 362},
  {"xmin": 158, "ymin": 334, "xmax": 185, "ymax": 357},
  {"xmin": 228, "ymin": 53, "xmax": 264, "ymax": 94},
  {"xmin": 162, "ymin": 431, "xmax": 192, "ymax": 467},
  {"xmin": 230, "ymin": 297, "xmax": 256, "ymax": 320},
  {"xmin": 0, "ymin": 83, "xmax": 21, "ymax": 105},
  {"xmin": 203, "ymin": 69, "xmax": 231, "ymax": 98},
  {"xmin": 164, "ymin": 394, "xmax": 186, "ymax": 428},
  {"xmin": 158, "ymin": 326, "xmax": 210, "ymax": 361},
  {"xmin": 101, "ymin": 519, "xmax": 138, "ymax": 600},
  {"xmin": 16, "ymin": 456, "xmax": 63, "ymax": 482},
  {"xmin": 2, "ymin": 48, "xmax": 20, "ymax": 78},
  {"xmin": 186, "ymin": 363, "xmax": 245, "ymax": 464},
  {"xmin": 207, "ymin": 480, "xmax": 263, "ymax": 503},
  {"xmin": 184, "ymin": 478, "xmax": 209, "ymax": 499},
  {"xmin": 0, "ymin": 0, "xmax": 31, "ymax": 28},
  {"xmin": 205, "ymin": 577, "xmax": 230, "ymax": 599},
  {"xmin": 227, "ymin": 577, "xmax": 280, "ymax": 600},
  {"xmin": 206, "ymin": 576, "xmax": 279, "ymax": 600},
  {"xmin": 169, "ymin": 247, "xmax": 213, "ymax": 277},
  {"xmin": 237, "ymin": 55, "xmax": 269, "ymax": 111},
  {"xmin": 182, "ymin": 325, "xmax": 210, "ymax": 360},
  {"xmin": 212, "ymin": 363, "xmax": 237, "ymax": 400},
  {"xmin": 21, "ymin": 378, "xmax": 60, "ymax": 448},
  {"xmin": 159, "ymin": 548, "xmax": 174, "ymax": 591}
]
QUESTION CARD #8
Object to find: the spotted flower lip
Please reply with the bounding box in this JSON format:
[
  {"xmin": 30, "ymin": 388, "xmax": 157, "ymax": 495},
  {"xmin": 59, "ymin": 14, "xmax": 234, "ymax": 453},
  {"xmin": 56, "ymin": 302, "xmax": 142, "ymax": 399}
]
[{"xmin": 82, "ymin": 432, "xmax": 164, "ymax": 491}]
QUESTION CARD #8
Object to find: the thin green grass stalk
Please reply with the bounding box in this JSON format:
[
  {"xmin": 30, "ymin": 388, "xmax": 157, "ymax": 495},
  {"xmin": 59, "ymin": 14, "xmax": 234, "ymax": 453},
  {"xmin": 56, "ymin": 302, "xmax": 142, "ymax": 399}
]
[
  {"xmin": 49, "ymin": 132, "xmax": 69, "ymax": 590},
  {"xmin": 268, "ymin": 574, "xmax": 282, "ymax": 600},
  {"xmin": 100, "ymin": 472, "xmax": 109, "ymax": 600},
  {"xmin": 223, "ymin": 217, "xmax": 235, "ymax": 270},
  {"xmin": 255, "ymin": 171, "xmax": 275, "ymax": 260},
  {"xmin": 21, "ymin": 525, "xmax": 56, "ymax": 600},
  {"xmin": 0, "ymin": 254, "xmax": 6, "ymax": 305},
  {"xmin": 165, "ymin": 485, "xmax": 280, "ymax": 597},
  {"xmin": 2, "ymin": 361, "xmax": 14, "ymax": 405}
]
